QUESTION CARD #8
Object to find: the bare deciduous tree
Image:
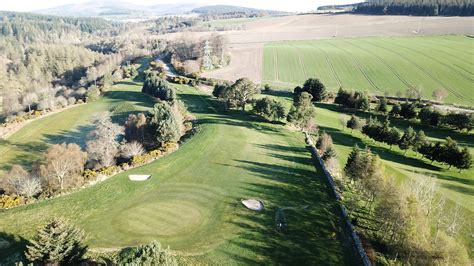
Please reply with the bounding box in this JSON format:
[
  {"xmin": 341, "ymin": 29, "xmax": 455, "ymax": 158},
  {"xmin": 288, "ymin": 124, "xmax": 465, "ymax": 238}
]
[
  {"xmin": 432, "ymin": 88, "xmax": 448, "ymax": 102},
  {"xmin": 120, "ymin": 141, "xmax": 145, "ymax": 160},
  {"xmin": 13, "ymin": 176, "xmax": 42, "ymax": 198},
  {"xmin": 86, "ymin": 112, "xmax": 124, "ymax": 168},
  {"xmin": 43, "ymin": 143, "xmax": 87, "ymax": 190}
]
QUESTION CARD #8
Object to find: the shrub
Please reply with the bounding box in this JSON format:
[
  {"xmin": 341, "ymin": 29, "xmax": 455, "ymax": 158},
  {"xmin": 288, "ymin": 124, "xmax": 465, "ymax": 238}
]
[
  {"xmin": 98, "ymin": 166, "xmax": 119, "ymax": 176},
  {"xmin": 252, "ymin": 97, "xmax": 286, "ymax": 122},
  {"xmin": 142, "ymin": 72, "xmax": 176, "ymax": 101},
  {"xmin": 0, "ymin": 195, "xmax": 26, "ymax": 209},
  {"xmin": 118, "ymin": 241, "xmax": 177, "ymax": 266},
  {"xmin": 82, "ymin": 169, "xmax": 98, "ymax": 181},
  {"xmin": 294, "ymin": 78, "xmax": 327, "ymax": 102}
]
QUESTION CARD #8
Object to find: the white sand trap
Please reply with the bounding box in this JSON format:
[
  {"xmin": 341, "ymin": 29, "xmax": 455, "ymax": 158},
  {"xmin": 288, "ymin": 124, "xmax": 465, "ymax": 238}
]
[
  {"xmin": 129, "ymin": 175, "xmax": 151, "ymax": 181},
  {"xmin": 241, "ymin": 199, "xmax": 264, "ymax": 211}
]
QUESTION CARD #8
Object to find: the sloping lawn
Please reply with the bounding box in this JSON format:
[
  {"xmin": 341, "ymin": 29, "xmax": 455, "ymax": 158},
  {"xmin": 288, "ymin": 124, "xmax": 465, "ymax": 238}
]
[{"xmin": 0, "ymin": 85, "xmax": 351, "ymax": 264}]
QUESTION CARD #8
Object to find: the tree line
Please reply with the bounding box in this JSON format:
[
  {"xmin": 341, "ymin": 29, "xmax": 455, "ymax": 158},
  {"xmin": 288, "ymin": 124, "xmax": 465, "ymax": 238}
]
[
  {"xmin": 354, "ymin": 0, "xmax": 474, "ymax": 16},
  {"xmin": 335, "ymin": 87, "xmax": 473, "ymax": 132},
  {"xmin": 360, "ymin": 116, "xmax": 471, "ymax": 171}
]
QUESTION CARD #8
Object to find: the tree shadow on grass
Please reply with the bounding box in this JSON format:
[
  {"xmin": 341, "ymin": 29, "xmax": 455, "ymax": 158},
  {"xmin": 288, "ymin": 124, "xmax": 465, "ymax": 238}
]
[
  {"xmin": 410, "ymin": 169, "xmax": 474, "ymax": 187},
  {"xmin": 316, "ymin": 103, "xmax": 474, "ymax": 148},
  {"xmin": 0, "ymin": 231, "xmax": 27, "ymax": 265},
  {"xmin": 0, "ymin": 139, "xmax": 49, "ymax": 171},
  {"xmin": 217, "ymin": 141, "xmax": 357, "ymax": 264},
  {"xmin": 319, "ymin": 125, "xmax": 442, "ymax": 172},
  {"xmin": 104, "ymin": 90, "xmax": 156, "ymax": 110},
  {"xmin": 441, "ymin": 183, "xmax": 474, "ymax": 197}
]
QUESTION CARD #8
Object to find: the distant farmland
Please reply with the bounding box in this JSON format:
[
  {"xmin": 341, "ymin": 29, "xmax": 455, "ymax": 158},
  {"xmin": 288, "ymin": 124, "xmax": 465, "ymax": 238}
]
[{"xmin": 263, "ymin": 36, "xmax": 474, "ymax": 105}]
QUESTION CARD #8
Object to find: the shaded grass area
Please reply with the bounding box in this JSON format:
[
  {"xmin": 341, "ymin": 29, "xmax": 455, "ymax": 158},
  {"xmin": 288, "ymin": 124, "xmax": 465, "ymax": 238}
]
[
  {"xmin": 0, "ymin": 85, "xmax": 352, "ymax": 264},
  {"xmin": 311, "ymin": 102, "xmax": 473, "ymax": 253},
  {"xmin": 263, "ymin": 35, "xmax": 474, "ymax": 105},
  {"xmin": 0, "ymin": 81, "xmax": 154, "ymax": 173}
]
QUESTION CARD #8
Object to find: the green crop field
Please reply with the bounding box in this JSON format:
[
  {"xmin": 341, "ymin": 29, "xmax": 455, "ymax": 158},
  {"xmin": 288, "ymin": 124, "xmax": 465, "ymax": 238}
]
[
  {"xmin": 263, "ymin": 36, "xmax": 474, "ymax": 105},
  {"xmin": 0, "ymin": 83, "xmax": 352, "ymax": 264}
]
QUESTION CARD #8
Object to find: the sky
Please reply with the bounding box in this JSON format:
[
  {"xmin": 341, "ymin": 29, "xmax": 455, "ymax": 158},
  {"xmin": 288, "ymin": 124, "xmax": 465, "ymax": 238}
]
[{"xmin": 0, "ymin": 0, "xmax": 359, "ymax": 13}]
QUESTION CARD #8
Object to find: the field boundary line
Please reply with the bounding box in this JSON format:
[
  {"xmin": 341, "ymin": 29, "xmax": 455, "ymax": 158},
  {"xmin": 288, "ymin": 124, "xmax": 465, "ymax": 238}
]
[
  {"xmin": 345, "ymin": 40, "xmax": 412, "ymax": 89},
  {"xmin": 306, "ymin": 42, "xmax": 342, "ymax": 87}
]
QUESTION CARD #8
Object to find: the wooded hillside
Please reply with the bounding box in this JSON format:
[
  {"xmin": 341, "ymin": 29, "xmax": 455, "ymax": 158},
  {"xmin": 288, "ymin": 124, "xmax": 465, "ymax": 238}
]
[{"xmin": 355, "ymin": 0, "xmax": 474, "ymax": 16}]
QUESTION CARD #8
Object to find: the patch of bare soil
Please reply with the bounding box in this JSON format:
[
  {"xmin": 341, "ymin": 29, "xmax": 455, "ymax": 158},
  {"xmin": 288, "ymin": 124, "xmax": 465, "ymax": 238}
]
[{"xmin": 184, "ymin": 14, "xmax": 474, "ymax": 83}]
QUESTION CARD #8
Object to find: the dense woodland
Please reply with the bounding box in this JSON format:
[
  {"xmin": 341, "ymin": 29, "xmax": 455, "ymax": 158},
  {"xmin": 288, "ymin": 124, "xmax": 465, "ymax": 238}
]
[
  {"xmin": 355, "ymin": 0, "xmax": 474, "ymax": 16},
  {"xmin": 0, "ymin": 12, "xmax": 169, "ymax": 121}
]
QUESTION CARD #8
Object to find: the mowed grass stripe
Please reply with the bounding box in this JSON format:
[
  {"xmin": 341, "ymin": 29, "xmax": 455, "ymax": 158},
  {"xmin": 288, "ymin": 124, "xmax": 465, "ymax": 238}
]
[{"xmin": 1, "ymin": 85, "xmax": 350, "ymax": 264}]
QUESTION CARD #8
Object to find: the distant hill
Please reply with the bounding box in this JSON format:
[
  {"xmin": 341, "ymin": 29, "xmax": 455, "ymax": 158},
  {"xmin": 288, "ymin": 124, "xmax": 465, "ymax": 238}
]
[
  {"xmin": 192, "ymin": 5, "xmax": 289, "ymax": 15},
  {"xmin": 34, "ymin": 1, "xmax": 200, "ymax": 17},
  {"xmin": 317, "ymin": 3, "xmax": 361, "ymax": 12}
]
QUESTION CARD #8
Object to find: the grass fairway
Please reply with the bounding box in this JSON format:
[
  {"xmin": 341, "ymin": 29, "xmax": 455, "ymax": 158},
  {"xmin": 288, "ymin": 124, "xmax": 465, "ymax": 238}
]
[
  {"xmin": 312, "ymin": 102, "xmax": 474, "ymax": 252},
  {"xmin": 0, "ymin": 84, "xmax": 351, "ymax": 264},
  {"xmin": 0, "ymin": 81, "xmax": 154, "ymax": 173},
  {"xmin": 263, "ymin": 35, "xmax": 474, "ymax": 105}
]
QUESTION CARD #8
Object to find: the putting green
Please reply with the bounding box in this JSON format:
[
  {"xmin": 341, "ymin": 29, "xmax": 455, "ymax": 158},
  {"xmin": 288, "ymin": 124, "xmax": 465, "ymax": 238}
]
[{"xmin": 0, "ymin": 84, "xmax": 352, "ymax": 264}]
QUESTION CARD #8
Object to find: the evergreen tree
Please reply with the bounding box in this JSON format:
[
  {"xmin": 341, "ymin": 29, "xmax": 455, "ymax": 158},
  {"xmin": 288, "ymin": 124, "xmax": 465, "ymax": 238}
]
[
  {"xmin": 357, "ymin": 92, "xmax": 371, "ymax": 111},
  {"xmin": 398, "ymin": 126, "xmax": 416, "ymax": 154},
  {"xmin": 151, "ymin": 102, "xmax": 182, "ymax": 145},
  {"xmin": 287, "ymin": 92, "xmax": 316, "ymax": 131},
  {"xmin": 389, "ymin": 103, "xmax": 401, "ymax": 117},
  {"xmin": 295, "ymin": 78, "xmax": 327, "ymax": 102},
  {"xmin": 322, "ymin": 146, "xmax": 337, "ymax": 161},
  {"xmin": 413, "ymin": 130, "xmax": 427, "ymax": 154},
  {"xmin": 455, "ymin": 148, "xmax": 472, "ymax": 172},
  {"xmin": 25, "ymin": 218, "xmax": 86, "ymax": 264},
  {"xmin": 346, "ymin": 114, "xmax": 361, "ymax": 133},
  {"xmin": 377, "ymin": 97, "xmax": 388, "ymax": 113},
  {"xmin": 399, "ymin": 102, "xmax": 418, "ymax": 119},
  {"xmin": 386, "ymin": 127, "xmax": 401, "ymax": 149}
]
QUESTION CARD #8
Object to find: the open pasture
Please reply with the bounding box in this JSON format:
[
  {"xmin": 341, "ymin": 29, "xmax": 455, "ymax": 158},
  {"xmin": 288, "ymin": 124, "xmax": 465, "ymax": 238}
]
[{"xmin": 263, "ymin": 36, "xmax": 474, "ymax": 105}]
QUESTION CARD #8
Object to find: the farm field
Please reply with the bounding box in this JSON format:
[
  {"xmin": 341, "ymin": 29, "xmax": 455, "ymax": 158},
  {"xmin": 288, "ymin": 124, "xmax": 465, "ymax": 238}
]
[
  {"xmin": 263, "ymin": 36, "xmax": 474, "ymax": 105},
  {"xmin": 201, "ymin": 14, "xmax": 474, "ymax": 83},
  {"xmin": 0, "ymin": 84, "xmax": 352, "ymax": 264}
]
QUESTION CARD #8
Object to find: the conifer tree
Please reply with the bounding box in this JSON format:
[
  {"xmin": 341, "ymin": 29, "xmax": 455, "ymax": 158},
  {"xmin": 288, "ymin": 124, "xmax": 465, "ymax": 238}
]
[{"xmin": 25, "ymin": 218, "xmax": 86, "ymax": 264}]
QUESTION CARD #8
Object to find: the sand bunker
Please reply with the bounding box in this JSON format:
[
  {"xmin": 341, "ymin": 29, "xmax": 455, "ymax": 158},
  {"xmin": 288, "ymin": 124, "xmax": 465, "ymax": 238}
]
[
  {"xmin": 129, "ymin": 175, "xmax": 151, "ymax": 181},
  {"xmin": 241, "ymin": 199, "xmax": 264, "ymax": 211}
]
